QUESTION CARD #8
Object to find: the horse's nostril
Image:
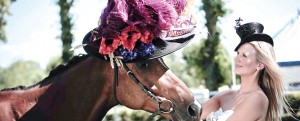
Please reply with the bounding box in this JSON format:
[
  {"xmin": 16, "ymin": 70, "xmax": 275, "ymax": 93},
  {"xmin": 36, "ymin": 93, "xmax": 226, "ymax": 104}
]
[{"xmin": 187, "ymin": 104, "xmax": 197, "ymax": 117}]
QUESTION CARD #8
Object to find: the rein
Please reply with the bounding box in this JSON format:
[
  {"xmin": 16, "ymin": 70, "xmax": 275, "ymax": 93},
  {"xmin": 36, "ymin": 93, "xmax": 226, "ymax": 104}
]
[{"xmin": 112, "ymin": 59, "xmax": 174, "ymax": 121}]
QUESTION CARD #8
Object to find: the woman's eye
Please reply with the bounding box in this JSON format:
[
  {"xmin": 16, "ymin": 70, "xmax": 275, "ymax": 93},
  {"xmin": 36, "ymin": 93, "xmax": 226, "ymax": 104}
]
[{"xmin": 242, "ymin": 54, "xmax": 247, "ymax": 57}]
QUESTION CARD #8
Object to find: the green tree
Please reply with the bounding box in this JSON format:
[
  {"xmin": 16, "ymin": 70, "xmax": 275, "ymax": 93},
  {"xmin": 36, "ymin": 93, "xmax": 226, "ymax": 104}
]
[
  {"xmin": 0, "ymin": 60, "xmax": 46, "ymax": 90},
  {"xmin": 183, "ymin": 0, "xmax": 231, "ymax": 90},
  {"xmin": 163, "ymin": 53, "xmax": 202, "ymax": 87},
  {"xmin": 46, "ymin": 56, "xmax": 63, "ymax": 74},
  {"xmin": 58, "ymin": 0, "xmax": 74, "ymax": 62},
  {"xmin": 0, "ymin": 0, "xmax": 16, "ymax": 42}
]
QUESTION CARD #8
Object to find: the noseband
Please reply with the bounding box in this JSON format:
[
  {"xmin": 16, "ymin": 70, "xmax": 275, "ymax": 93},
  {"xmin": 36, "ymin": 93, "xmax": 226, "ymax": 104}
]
[{"xmin": 112, "ymin": 58, "xmax": 174, "ymax": 120}]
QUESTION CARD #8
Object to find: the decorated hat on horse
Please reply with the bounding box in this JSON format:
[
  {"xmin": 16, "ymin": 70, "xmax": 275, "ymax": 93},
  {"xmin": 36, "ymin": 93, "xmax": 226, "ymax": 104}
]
[{"xmin": 81, "ymin": 0, "xmax": 200, "ymax": 65}]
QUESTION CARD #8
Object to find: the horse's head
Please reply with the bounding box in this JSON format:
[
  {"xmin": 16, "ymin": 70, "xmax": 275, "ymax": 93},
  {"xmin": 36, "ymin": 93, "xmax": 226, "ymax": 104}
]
[
  {"xmin": 113, "ymin": 58, "xmax": 201, "ymax": 121},
  {"xmin": 80, "ymin": 0, "xmax": 202, "ymax": 119},
  {"xmin": 82, "ymin": 31, "xmax": 202, "ymax": 120}
]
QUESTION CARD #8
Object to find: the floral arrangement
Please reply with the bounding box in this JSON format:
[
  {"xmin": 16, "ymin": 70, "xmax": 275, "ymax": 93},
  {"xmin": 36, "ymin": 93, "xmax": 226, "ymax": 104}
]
[
  {"xmin": 86, "ymin": 0, "xmax": 190, "ymax": 62},
  {"xmin": 90, "ymin": 25, "xmax": 156, "ymax": 62}
]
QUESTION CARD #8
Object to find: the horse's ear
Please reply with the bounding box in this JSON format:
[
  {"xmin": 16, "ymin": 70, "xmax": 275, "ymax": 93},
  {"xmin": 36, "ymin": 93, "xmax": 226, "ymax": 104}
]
[{"xmin": 82, "ymin": 30, "xmax": 109, "ymax": 61}]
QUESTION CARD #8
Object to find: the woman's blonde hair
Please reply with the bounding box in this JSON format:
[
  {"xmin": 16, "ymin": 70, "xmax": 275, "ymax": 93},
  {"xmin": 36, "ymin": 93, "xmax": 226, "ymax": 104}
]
[{"xmin": 250, "ymin": 41, "xmax": 294, "ymax": 121}]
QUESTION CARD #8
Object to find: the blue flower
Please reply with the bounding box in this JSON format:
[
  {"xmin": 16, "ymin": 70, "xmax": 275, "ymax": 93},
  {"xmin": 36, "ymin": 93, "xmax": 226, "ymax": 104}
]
[{"xmin": 115, "ymin": 42, "xmax": 156, "ymax": 62}]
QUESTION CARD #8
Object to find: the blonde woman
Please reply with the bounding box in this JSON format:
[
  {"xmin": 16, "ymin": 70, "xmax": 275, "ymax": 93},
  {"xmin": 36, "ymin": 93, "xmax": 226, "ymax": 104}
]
[{"xmin": 200, "ymin": 20, "xmax": 294, "ymax": 121}]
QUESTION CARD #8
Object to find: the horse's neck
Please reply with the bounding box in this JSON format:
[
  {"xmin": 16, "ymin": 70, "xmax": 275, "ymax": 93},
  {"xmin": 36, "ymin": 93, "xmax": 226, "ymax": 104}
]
[{"xmin": 9, "ymin": 56, "xmax": 117, "ymax": 120}]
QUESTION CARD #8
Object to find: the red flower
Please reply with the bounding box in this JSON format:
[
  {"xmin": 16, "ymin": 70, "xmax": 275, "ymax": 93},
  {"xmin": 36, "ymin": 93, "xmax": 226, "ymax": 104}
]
[
  {"xmin": 99, "ymin": 37, "xmax": 121, "ymax": 54},
  {"xmin": 139, "ymin": 30, "xmax": 154, "ymax": 44},
  {"xmin": 119, "ymin": 26, "xmax": 141, "ymax": 50}
]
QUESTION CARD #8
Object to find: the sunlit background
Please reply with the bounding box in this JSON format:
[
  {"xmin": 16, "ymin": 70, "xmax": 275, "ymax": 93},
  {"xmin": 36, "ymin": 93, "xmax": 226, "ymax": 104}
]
[{"xmin": 1, "ymin": 0, "xmax": 300, "ymax": 120}]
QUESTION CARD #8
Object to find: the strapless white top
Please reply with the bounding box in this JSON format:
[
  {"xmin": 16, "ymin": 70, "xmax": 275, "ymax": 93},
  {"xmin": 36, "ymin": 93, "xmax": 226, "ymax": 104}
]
[{"xmin": 206, "ymin": 108, "xmax": 234, "ymax": 121}]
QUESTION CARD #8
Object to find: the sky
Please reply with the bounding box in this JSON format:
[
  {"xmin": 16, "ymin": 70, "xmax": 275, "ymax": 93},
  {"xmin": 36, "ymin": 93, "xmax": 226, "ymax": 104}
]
[{"xmin": 0, "ymin": 0, "xmax": 300, "ymax": 69}]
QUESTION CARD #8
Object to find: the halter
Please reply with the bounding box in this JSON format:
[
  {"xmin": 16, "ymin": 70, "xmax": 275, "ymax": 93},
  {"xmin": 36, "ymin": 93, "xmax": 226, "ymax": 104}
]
[{"xmin": 112, "ymin": 58, "xmax": 175, "ymax": 121}]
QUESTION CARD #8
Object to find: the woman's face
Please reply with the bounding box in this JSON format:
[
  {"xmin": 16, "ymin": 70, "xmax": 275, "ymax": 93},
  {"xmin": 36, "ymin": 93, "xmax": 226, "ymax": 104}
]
[{"xmin": 234, "ymin": 43, "xmax": 260, "ymax": 76}]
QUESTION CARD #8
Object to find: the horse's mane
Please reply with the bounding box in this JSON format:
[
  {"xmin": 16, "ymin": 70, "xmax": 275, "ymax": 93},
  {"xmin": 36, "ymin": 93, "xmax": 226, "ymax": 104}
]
[{"xmin": 1, "ymin": 54, "xmax": 90, "ymax": 91}]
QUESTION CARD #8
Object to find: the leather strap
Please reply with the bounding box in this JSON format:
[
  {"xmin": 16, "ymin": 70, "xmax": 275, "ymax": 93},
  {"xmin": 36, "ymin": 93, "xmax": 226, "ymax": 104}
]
[{"xmin": 113, "ymin": 60, "xmax": 122, "ymax": 105}]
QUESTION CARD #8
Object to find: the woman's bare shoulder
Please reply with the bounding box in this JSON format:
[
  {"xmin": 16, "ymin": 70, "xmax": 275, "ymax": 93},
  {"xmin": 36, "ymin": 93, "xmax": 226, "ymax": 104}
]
[
  {"xmin": 218, "ymin": 90, "xmax": 237, "ymax": 98},
  {"xmin": 236, "ymin": 91, "xmax": 269, "ymax": 111},
  {"xmin": 249, "ymin": 91, "xmax": 268, "ymax": 104}
]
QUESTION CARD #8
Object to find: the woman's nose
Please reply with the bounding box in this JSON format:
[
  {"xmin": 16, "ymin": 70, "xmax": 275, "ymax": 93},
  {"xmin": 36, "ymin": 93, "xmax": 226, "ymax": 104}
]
[{"xmin": 234, "ymin": 56, "xmax": 240, "ymax": 62}]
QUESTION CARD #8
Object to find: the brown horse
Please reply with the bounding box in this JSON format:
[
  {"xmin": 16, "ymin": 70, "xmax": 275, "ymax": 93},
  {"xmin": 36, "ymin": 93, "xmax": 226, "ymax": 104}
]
[{"xmin": 0, "ymin": 54, "xmax": 201, "ymax": 121}]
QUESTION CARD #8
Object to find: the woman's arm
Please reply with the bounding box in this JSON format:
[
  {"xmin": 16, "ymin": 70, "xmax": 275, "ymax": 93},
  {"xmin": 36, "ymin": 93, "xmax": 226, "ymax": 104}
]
[
  {"xmin": 200, "ymin": 97, "xmax": 219, "ymax": 120},
  {"xmin": 200, "ymin": 90, "xmax": 230, "ymax": 120}
]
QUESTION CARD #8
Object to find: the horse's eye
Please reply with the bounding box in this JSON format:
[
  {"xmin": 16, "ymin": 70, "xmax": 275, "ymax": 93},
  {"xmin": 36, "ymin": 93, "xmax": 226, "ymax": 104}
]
[{"xmin": 136, "ymin": 62, "xmax": 148, "ymax": 68}]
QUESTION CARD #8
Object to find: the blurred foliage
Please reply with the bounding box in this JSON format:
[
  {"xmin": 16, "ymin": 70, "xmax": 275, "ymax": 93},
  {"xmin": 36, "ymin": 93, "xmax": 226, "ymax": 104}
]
[
  {"xmin": 282, "ymin": 92, "xmax": 300, "ymax": 121},
  {"xmin": 0, "ymin": 0, "xmax": 16, "ymax": 42},
  {"xmin": 282, "ymin": 116, "xmax": 300, "ymax": 121},
  {"xmin": 104, "ymin": 114, "xmax": 114, "ymax": 121},
  {"xmin": 183, "ymin": 40, "xmax": 232, "ymax": 90},
  {"xmin": 163, "ymin": 53, "xmax": 202, "ymax": 87},
  {"xmin": 0, "ymin": 60, "xmax": 46, "ymax": 90},
  {"xmin": 286, "ymin": 93, "xmax": 300, "ymax": 115},
  {"xmin": 183, "ymin": 0, "xmax": 231, "ymax": 90},
  {"xmin": 57, "ymin": 0, "xmax": 74, "ymax": 62},
  {"xmin": 129, "ymin": 110, "xmax": 148, "ymax": 121},
  {"xmin": 103, "ymin": 109, "xmax": 167, "ymax": 121},
  {"xmin": 120, "ymin": 111, "xmax": 129, "ymax": 121},
  {"xmin": 46, "ymin": 56, "xmax": 63, "ymax": 74}
]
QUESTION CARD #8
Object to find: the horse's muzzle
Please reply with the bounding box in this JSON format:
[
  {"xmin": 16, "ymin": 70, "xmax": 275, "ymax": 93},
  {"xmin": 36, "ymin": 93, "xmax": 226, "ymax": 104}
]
[
  {"xmin": 187, "ymin": 99, "xmax": 202, "ymax": 120},
  {"xmin": 171, "ymin": 99, "xmax": 202, "ymax": 121}
]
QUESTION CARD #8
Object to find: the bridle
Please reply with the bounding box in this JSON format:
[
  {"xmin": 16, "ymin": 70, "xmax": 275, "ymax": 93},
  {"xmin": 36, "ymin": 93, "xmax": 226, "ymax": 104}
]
[{"xmin": 112, "ymin": 58, "xmax": 175, "ymax": 121}]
